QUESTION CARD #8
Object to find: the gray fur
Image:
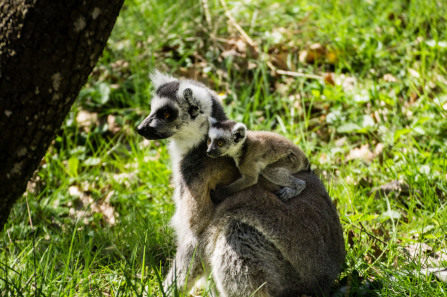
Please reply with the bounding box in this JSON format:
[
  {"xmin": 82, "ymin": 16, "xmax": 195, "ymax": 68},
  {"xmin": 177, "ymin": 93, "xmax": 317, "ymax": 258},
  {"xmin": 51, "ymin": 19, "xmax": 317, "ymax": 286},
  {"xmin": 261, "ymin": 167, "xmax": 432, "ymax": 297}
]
[
  {"xmin": 207, "ymin": 120, "xmax": 310, "ymax": 203},
  {"xmin": 137, "ymin": 72, "xmax": 345, "ymax": 297}
]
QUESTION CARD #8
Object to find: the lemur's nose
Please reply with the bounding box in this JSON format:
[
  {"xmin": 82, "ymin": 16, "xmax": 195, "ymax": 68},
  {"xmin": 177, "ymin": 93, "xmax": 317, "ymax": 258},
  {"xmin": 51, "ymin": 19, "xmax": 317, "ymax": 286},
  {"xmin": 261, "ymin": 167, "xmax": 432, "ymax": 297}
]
[
  {"xmin": 137, "ymin": 116, "xmax": 153, "ymax": 138},
  {"xmin": 136, "ymin": 123, "xmax": 146, "ymax": 136},
  {"xmin": 136, "ymin": 122, "xmax": 157, "ymax": 139},
  {"xmin": 207, "ymin": 148, "xmax": 219, "ymax": 158}
]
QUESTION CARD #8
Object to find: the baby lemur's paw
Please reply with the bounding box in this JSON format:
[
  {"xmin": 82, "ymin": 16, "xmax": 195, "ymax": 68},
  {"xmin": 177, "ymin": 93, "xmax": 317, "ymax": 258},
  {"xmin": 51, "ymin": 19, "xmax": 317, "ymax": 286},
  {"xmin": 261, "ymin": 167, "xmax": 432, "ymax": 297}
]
[
  {"xmin": 275, "ymin": 182, "xmax": 306, "ymax": 201},
  {"xmin": 275, "ymin": 187, "xmax": 296, "ymax": 201},
  {"xmin": 210, "ymin": 186, "xmax": 230, "ymax": 204}
]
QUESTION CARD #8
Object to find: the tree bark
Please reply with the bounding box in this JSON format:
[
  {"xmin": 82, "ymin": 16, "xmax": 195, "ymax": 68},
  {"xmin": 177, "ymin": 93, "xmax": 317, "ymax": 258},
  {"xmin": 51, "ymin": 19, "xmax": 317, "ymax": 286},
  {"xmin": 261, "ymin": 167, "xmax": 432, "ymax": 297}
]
[{"xmin": 0, "ymin": 0, "xmax": 124, "ymax": 230}]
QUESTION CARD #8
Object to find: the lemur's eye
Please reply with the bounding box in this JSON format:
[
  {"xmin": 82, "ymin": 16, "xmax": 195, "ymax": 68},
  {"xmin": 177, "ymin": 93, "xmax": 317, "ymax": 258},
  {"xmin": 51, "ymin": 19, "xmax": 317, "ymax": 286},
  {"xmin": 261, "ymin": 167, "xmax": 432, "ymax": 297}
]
[
  {"xmin": 207, "ymin": 138, "xmax": 211, "ymax": 145},
  {"xmin": 164, "ymin": 112, "xmax": 171, "ymax": 119},
  {"xmin": 217, "ymin": 140, "xmax": 224, "ymax": 146}
]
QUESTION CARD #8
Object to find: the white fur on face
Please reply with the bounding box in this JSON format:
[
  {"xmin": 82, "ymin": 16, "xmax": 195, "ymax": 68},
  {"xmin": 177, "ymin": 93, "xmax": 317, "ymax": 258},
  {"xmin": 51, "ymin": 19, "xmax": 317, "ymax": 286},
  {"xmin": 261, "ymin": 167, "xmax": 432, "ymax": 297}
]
[
  {"xmin": 149, "ymin": 70, "xmax": 177, "ymax": 89},
  {"xmin": 208, "ymin": 126, "xmax": 232, "ymax": 143},
  {"xmin": 149, "ymin": 96, "xmax": 176, "ymax": 116},
  {"xmin": 177, "ymin": 81, "xmax": 213, "ymax": 116},
  {"xmin": 208, "ymin": 124, "xmax": 246, "ymax": 160}
]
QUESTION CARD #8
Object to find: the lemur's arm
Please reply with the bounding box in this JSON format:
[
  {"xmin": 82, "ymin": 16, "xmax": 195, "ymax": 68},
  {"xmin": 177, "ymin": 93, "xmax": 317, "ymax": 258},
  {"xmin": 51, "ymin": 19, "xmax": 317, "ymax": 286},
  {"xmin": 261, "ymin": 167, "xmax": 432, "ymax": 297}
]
[{"xmin": 211, "ymin": 162, "xmax": 259, "ymax": 203}]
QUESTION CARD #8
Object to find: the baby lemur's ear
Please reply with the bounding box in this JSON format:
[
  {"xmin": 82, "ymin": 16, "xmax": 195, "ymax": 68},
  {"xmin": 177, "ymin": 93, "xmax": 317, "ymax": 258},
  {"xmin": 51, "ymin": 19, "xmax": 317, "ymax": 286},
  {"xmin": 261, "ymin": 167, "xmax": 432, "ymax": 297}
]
[
  {"xmin": 208, "ymin": 117, "xmax": 217, "ymax": 126},
  {"xmin": 183, "ymin": 88, "xmax": 201, "ymax": 118},
  {"xmin": 232, "ymin": 123, "xmax": 247, "ymax": 143}
]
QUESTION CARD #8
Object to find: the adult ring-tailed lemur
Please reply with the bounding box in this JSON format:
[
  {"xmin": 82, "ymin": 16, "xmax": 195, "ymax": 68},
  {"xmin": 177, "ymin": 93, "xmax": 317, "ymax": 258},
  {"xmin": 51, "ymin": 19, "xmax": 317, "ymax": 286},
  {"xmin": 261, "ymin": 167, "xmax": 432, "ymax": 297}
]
[{"xmin": 137, "ymin": 71, "xmax": 345, "ymax": 297}]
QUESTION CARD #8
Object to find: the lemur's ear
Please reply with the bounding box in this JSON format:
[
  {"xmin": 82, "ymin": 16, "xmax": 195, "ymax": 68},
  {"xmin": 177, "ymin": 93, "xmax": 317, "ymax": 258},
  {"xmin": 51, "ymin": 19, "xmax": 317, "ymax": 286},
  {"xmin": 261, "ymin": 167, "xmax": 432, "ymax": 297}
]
[
  {"xmin": 208, "ymin": 117, "xmax": 217, "ymax": 126},
  {"xmin": 183, "ymin": 88, "xmax": 193, "ymax": 101},
  {"xmin": 184, "ymin": 88, "xmax": 201, "ymax": 118},
  {"xmin": 233, "ymin": 123, "xmax": 247, "ymax": 143}
]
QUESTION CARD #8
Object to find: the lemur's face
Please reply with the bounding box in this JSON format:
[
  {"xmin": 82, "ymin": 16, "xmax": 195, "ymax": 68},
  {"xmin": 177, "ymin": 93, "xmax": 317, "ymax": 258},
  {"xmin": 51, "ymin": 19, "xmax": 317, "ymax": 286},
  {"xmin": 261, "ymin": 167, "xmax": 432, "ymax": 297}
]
[
  {"xmin": 206, "ymin": 126, "xmax": 233, "ymax": 158},
  {"xmin": 137, "ymin": 81, "xmax": 185, "ymax": 140},
  {"xmin": 137, "ymin": 72, "xmax": 213, "ymax": 140}
]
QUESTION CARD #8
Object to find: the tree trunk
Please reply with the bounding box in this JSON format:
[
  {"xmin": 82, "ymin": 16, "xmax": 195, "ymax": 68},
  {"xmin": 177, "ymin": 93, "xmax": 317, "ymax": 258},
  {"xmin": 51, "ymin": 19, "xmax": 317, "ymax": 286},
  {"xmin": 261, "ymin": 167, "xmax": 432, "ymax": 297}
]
[{"xmin": 0, "ymin": 0, "xmax": 124, "ymax": 230}]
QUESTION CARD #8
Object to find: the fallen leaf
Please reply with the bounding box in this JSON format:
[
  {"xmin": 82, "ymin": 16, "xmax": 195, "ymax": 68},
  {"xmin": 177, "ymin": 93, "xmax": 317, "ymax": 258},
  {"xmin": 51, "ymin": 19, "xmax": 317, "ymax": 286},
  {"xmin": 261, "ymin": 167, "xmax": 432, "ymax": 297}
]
[
  {"xmin": 347, "ymin": 144, "xmax": 374, "ymax": 162},
  {"xmin": 69, "ymin": 185, "xmax": 82, "ymax": 197},
  {"xmin": 323, "ymin": 72, "xmax": 335, "ymax": 85},
  {"xmin": 383, "ymin": 74, "xmax": 398, "ymax": 82},
  {"xmin": 348, "ymin": 229, "xmax": 356, "ymax": 248},
  {"xmin": 372, "ymin": 225, "xmax": 390, "ymax": 241},
  {"xmin": 68, "ymin": 187, "xmax": 117, "ymax": 226},
  {"xmin": 107, "ymin": 114, "xmax": 121, "ymax": 134},
  {"xmin": 408, "ymin": 68, "xmax": 420, "ymax": 78},
  {"xmin": 373, "ymin": 180, "xmax": 410, "ymax": 198},
  {"xmin": 299, "ymin": 43, "xmax": 327, "ymax": 64},
  {"xmin": 420, "ymin": 268, "xmax": 447, "ymax": 283},
  {"xmin": 76, "ymin": 110, "xmax": 98, "ymax": 132},
  {"xmin": 403, "ymin": 243, "xmax": 447, "ymax": 267}
]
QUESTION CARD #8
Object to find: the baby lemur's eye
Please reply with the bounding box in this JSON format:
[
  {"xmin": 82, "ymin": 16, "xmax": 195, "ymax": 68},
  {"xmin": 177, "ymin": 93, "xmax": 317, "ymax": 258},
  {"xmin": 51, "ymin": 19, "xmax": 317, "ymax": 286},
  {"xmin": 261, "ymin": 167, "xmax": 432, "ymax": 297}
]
[
  {"xmin": 217, "ymin": 140, "xmax": 224, "ymax": 146},
  {"xmin": 207, "ymin": 138, "xmax": 211, "ymax": 145},
  {"xmin": 164, "ymin": 112, "xmax": 171, "ymax": 119}
]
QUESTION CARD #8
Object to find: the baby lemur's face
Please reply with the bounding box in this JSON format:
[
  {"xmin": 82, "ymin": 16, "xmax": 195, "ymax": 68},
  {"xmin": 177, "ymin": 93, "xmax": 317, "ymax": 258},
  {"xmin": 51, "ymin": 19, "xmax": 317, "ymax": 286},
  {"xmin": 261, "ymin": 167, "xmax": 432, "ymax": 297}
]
[
  {"xmin": 207, "ymin": 127, "xmax": 233, "ymax": 158},
  {"xmin": 206, "ymin": 119, "xmax": 246, "ymax": 158}
]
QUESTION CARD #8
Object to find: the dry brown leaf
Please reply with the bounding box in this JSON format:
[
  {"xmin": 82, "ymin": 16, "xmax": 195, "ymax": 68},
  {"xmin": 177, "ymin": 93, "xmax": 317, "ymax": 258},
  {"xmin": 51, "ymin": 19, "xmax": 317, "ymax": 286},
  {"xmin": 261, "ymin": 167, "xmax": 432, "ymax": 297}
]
[
  {"xmin": 404, "ymin": 243, "xmax": 447, "ymax": 267},
  {"xmin": 408, "ymin": 68, "xmax": 420, "ymax": 78},
  {"xmin": 221, "ymin": 37, "xmax": 250, "ymax": 59},
  {"xmin": 69, "ymin": 185, "xmax": 82, "ymax": 196},
  {"xmin": 270, "ymin": 47, "xmax": 289, "ymax": 70},
  {"xmin": 383, "ymin": 73, "xmax": 398, "ymax": 82},
  {"xmin": 299, "ymin": 43, "xmax": 327, "ymax": 64},
  {"xmin": 110, "ymin": 59, "xmax": 129, "ymax": 72},
  {"xmin": 76, "ymin": 110, "xmax": 98, "ymax": 132},
  {"xmin": 375, "ymin": 180, "xmax": 410, "ymax": 197},
  {"xmin": 372, "ymin": 226, "xmax": 390, "ymax": 241},
  {"xmin": 347, "ymin": 144, "xmax": 374, "ymax": 162},
  {"xmin": 323, "ymin": 72, "xmax": 335, "ymax": 85},
  {"xmin": 68, "ymin": 187, "xmax": 117, "ymax": 226},
  {"xmin": 347, "ymin": 229, "xmax": 356, "ymax": 248},
  {"xmin": 346, "ymin": 143, "xmax": 384, "ymax": 163},
  {"xmin": 107, "ymin": 114, "xmax": 121, "ymax": 134}
]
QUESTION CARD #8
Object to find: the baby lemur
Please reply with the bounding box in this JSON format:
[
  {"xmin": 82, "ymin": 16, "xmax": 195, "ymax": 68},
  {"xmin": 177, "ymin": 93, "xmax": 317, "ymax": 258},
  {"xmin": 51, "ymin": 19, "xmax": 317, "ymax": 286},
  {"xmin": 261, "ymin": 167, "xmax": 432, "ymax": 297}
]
[{"xmin": 207, "ymin": 118, "xmax": 310, "ymax": 202}]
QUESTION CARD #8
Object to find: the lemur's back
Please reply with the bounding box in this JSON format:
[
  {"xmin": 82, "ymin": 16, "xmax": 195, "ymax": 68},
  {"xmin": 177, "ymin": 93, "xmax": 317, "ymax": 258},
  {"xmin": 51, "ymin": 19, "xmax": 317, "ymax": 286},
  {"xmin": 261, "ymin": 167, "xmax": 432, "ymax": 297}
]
[{"xmin": 241, "ymin": 130, "xmax": 310, "ymax": 172}]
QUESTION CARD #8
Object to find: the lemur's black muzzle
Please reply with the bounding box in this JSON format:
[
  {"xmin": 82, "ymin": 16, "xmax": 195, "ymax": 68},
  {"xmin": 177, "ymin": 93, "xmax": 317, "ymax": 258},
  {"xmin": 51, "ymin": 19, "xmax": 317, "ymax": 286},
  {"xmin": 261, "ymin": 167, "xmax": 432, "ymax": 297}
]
[
  {"xmin": 206, "ymin": 148, "xmax": 221, "ymax": 158},
  {"xmin": 136, "ymin": 117, "xmax": 172, "ymax": 140}
]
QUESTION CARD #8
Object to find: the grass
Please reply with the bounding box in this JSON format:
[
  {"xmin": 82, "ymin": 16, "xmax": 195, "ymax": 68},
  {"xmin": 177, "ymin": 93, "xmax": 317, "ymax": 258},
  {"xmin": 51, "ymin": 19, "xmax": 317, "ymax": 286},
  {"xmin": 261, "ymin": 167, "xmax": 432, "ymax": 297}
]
[{"xmin": 1, "ymin": 0, "xmax": 447, "ymax": 295}]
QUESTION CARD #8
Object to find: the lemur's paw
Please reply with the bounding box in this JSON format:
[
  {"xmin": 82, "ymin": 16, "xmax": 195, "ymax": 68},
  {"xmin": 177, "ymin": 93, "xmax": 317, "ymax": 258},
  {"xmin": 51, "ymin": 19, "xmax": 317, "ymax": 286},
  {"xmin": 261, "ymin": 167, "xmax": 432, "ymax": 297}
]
[{"xmin": 275, "ymin": 187, "xmax": 300, "ymax": 201}]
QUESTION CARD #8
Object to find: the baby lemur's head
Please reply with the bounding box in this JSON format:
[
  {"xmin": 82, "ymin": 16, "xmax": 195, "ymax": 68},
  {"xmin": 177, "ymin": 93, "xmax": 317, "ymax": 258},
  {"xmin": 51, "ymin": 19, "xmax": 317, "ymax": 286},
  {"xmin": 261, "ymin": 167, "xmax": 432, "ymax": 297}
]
[{"xmin": 207, "ymin": 118, "xmax": 247, "ymax": 158}]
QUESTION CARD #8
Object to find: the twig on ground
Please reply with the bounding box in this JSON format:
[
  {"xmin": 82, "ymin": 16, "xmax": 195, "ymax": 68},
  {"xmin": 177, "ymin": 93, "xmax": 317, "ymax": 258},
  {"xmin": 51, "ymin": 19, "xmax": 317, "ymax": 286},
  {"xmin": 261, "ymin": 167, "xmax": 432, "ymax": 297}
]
[
  {"xmin": 26, "ymin": 196, "xmax": 34, "ymax": 229},
  {"xmin": 343, "ymin": 218, "xmax": 388, "ymax": 245},
  {"xmin": 275, "ymin": 69, "xmax": 323, "ymax": 80},
  {"xmin": 219, "ymin": 0, "xmax": 256, "ymax": 48}
]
